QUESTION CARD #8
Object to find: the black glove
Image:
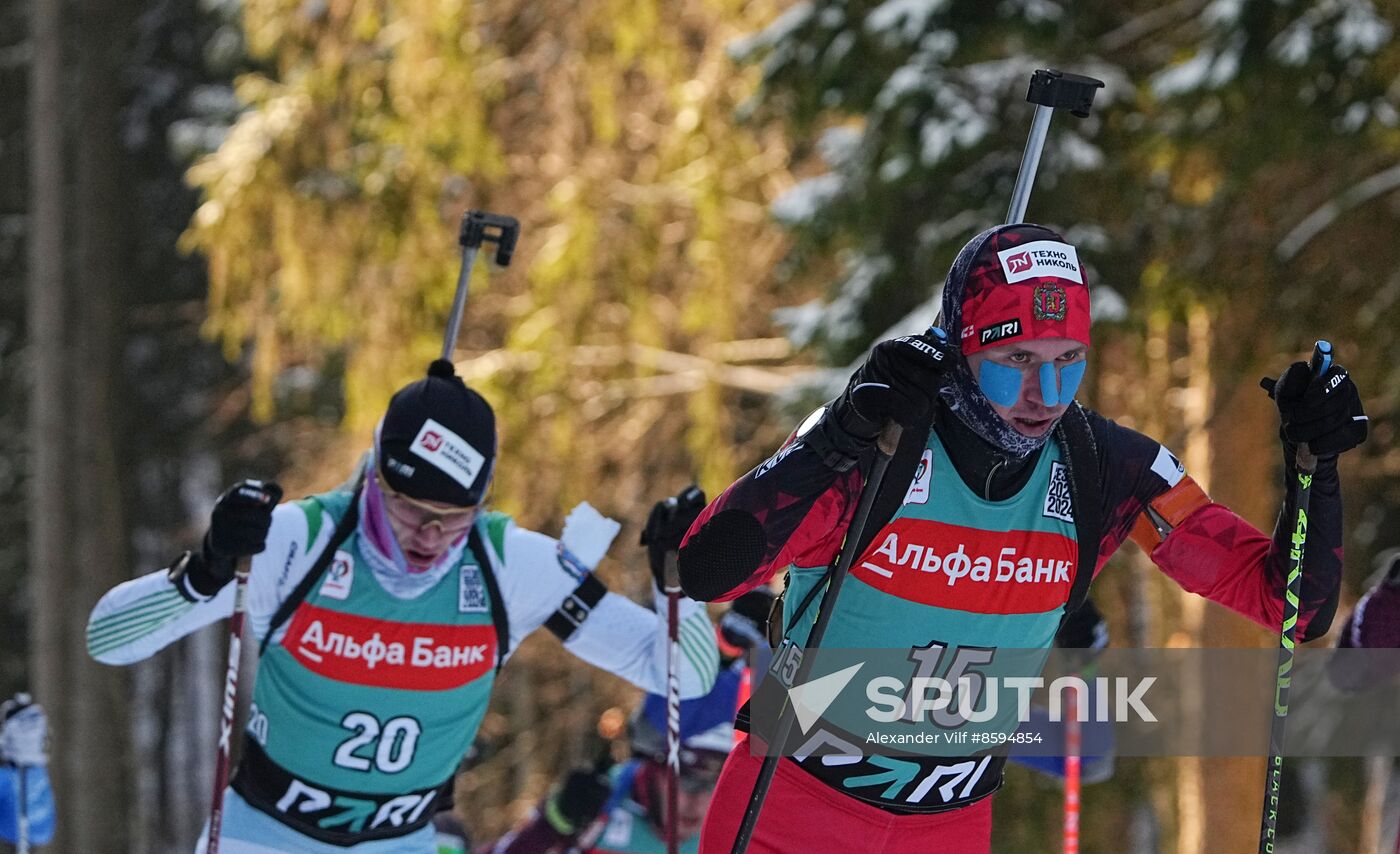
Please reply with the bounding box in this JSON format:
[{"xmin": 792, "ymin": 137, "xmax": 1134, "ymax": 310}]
[
  {"xmin": 545, "ymin": 763, "xmax": 613, "ymax": 834},
  {"xmin": 833, "ymin": 331, "xmax": 954, "ymax": 440},
  {"xmin": 1261, "ymin": 360, "xmax": 1367, "ymax": 458},
  {"xmin": 1055, "ymin": 597, "xmax": 1108, "ymax": 652},
  {"xmin": 640, "ymin": 485, "xmax": 707, "ymax": 592},
  {"xmin": 178, "ymin": 479, "xmax": 283, "ymax": 597},
  {"xmin": 720, "ymin": 587, "xmax": 777, "ymax": 653}
]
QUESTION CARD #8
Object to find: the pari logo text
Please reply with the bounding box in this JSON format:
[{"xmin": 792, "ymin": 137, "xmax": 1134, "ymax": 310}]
[{"xmin": 979, "ymin": 318, "xmax": 1022, "ymax": 346}]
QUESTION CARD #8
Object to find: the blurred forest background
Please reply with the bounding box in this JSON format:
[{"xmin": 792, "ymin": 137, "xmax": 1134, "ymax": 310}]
[{"xmin": 6, "ymin": 0, "xmax": 1400, "ymax": 851}]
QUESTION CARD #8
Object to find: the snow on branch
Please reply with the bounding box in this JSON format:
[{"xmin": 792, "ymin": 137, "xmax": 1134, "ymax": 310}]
[{"xmin": 1276, "ymin": 163, "xmax": 1400, "ymax": 260}]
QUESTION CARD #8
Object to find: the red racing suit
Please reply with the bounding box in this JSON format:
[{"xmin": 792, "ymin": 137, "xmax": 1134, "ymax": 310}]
[{"xmin": 680, "ymin": 403, "xmax": 1343, "ymax": 853}]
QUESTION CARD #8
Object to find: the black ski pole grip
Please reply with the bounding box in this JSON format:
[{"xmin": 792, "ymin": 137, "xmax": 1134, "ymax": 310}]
[
  {"xmin": 459, "ymin": 210, "xmax": 521, "ymax": 266},
  {"xmin": 1026, "ymin": 69, "xmax": 1104, "ymax": 118}
]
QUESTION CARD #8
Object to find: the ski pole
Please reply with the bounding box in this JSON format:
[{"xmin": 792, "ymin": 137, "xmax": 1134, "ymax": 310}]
[
  {"xmin": 731, "ymin": 420, "xmax": 905, "ymax": 854},
  {"xmin": 207, "ymin": 557, "xmax": 251, "ymax": 854},
  {"xmin": 206, "ymin": 481, "xmax": 281, "ymax": 853},
  {"xmin": 443, "ymin": 210, "xmax": 520, "ymax": 360},
  {"xmin": 1006, "ymin": 69, "xmax": 1103, "ymax": 225},
  {"xmin": 1063, "ymin": 684, "xmax": 1081, "ymax": 854},
  {"xmin": 1256, "ymin": 340, "xmax": 1331, "ymax": 854},
  {"xmin": 664, "ymin": 551, "xmax": 682, "ymax": 854}
]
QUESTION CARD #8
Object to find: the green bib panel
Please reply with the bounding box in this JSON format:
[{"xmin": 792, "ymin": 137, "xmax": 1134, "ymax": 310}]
[
  {"xmin": 251, "ymin": 499, "xmax": 505, "ymax": 795},
  {"xmin": 783, "ymin": 428, "xmax": 1077, "ymax": 653},
  {"xmin": 766, "ymin": 429, "xmax": 1084, "ymax": 813}
]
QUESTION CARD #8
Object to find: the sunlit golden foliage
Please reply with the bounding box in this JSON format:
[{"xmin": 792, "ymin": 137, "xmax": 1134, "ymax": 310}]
[{"xmin": 183, "ymin": 0, "xmax": 805, "ymax": 501}]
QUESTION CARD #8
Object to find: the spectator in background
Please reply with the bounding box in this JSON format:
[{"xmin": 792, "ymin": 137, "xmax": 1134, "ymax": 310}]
[{"xmin": 0, "ymin": 693, "xmax": 55, "ymax": 848}]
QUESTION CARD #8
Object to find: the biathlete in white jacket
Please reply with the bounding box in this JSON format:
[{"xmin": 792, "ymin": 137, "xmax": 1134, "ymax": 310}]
[{"xmin": 87, "ymin": 359, "xmax": 719, "ymax": 853}]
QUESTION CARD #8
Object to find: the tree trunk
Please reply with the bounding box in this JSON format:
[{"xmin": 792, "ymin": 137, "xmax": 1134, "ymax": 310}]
[
  {"xmin": 1199, "ymin": 309, "xmax": 1278, "ymax": 854},
  {"xmin": 26, "ymin": 0, "xmax": 135, "ymax": 846},
  {"xmin": 1360, "ymin": 756, "xmax": 1391, "ymax": 854},
  {"xmin": 1173, "ymin": 306, "xmax": 1213, "ymax": 854}
]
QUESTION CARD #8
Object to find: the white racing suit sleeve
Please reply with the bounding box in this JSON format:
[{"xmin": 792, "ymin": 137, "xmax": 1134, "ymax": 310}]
[
  {"xmin": 494, "ymin": 517, "xmax": 719, "ymax": 699},
  {"xmin": 86, "ymin": 503, "xmax": 318, "ymax": 665},
  {"xmin": 570, "ymin": 588, "xmax": 720, "ymax": 700}
]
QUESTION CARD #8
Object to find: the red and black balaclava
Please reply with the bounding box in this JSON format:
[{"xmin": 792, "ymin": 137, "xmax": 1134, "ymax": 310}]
[{"xmin": 936, "ymin": 223, "xmax": 1092, "ymax": 457}]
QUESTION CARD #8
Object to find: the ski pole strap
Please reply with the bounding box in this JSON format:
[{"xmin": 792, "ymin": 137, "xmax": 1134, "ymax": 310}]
[
  {"xmin": 545, "ymin": 575, "xmax": 608, "ymax": 641},
  {"xmin": 260, "ymin": 481, "xmax": 364, "ymax": 656}
]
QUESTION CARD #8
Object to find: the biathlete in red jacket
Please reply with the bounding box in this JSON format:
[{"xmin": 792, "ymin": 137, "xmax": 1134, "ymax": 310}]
[{"xmin": 676, "ymin": 223, "xmax": 1369, "ymax": 854}]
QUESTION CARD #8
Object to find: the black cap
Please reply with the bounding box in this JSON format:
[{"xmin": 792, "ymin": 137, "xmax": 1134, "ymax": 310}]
[{"xmin": 376, "ymin": 360, "xmax": 496, "ymax": 506}]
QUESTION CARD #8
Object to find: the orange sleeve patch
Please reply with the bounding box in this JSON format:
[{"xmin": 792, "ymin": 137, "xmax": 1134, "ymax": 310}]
[{"xmin": 1129, "ymin": 476, "xmax": 1212, "ymax": 553}]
